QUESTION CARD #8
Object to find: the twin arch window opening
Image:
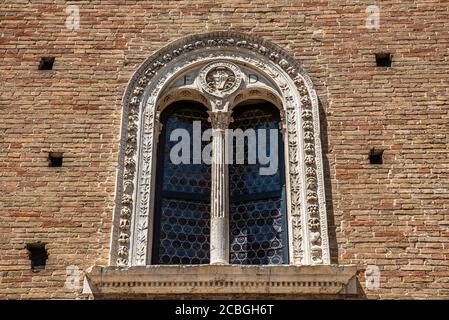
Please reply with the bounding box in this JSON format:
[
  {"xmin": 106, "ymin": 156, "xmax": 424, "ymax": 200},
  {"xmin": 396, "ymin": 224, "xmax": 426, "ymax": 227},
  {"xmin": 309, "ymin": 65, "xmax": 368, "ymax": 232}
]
[{"xmin": 152, "ymin": 100, "xmax": 289, "ymax": 265}]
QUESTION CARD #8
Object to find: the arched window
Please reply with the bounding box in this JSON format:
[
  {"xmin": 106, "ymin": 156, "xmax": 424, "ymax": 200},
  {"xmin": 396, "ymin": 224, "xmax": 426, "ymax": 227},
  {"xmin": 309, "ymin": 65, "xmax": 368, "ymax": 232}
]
[
  {"xmin": 95, "ymin": 32, "xmax": 354, "ymax": 298},
  {"xmin": 152, "ymin": 101, "xmax": 211, "ymax": 264},
  {"xmin": 229, "ymin": 102, "xmax": 288, "ymax": 265},
  {"xmin": 112, "ymin": 34, "xmax": 332, "ymax": 269}
]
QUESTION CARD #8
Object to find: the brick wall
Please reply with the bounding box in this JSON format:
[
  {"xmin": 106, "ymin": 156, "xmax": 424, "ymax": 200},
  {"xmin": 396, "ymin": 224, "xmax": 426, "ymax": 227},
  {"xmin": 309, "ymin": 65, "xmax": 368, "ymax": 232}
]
[{"xmin": 0, "ymin": 0, "xmax": 448, "ymax": 299}]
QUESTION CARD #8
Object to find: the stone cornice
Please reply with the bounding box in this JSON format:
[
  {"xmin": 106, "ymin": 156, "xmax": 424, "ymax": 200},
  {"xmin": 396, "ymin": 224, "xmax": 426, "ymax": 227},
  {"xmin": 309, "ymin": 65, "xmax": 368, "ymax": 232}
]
[{"xmin": 85, "ymin": 265, "xmax": 358, "ymax": 297}]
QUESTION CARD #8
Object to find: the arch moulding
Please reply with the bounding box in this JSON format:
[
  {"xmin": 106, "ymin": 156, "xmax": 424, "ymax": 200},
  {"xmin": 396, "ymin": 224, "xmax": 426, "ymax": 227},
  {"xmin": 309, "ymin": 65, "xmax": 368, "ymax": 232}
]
[{"xmin": 109, "ymin": 31, "xmax": 331, "ymax": 268}]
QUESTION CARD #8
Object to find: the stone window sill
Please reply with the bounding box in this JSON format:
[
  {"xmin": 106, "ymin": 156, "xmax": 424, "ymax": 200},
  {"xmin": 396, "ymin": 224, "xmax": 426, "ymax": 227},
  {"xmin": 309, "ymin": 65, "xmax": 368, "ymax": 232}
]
[{"xmin": 84, "ymin": 264, "xmax": 359, "ymax": 298}]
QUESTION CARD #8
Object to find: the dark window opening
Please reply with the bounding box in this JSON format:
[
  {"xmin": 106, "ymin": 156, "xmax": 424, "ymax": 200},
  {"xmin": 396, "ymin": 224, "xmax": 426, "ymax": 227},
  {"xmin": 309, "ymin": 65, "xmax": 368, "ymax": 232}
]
[
  {"xmin": 38, "ymin": 57, "xmax": 55, "ymax": 70},
  {"xmin": 26, "ymin": 243, "xmax": 48, "ymax": 271},
  {"xmin": 48, "ymin": 152, "xmax": 63, "ymax": 167},
  {"xmin": 228, "ymin": 101, "xmax": 289, "ymax": 265},
  {"xmin": 369, "ymin": 149, "xmax": 384, "ymax": 164},
  {"xmin": 152, "ymin": 101, "xmax": 211, "ymax": 265},
  {"xmin": 375, "ymin": 53, "xmax": 392, "ymax": 67}
]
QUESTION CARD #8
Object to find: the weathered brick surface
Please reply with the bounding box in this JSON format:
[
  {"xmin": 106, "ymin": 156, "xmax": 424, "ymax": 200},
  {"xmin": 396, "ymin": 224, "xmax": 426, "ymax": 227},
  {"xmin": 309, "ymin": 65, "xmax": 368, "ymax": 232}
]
[{"xmin": 0, "ymin": 0, "xmax": 448, "ymax": 299}]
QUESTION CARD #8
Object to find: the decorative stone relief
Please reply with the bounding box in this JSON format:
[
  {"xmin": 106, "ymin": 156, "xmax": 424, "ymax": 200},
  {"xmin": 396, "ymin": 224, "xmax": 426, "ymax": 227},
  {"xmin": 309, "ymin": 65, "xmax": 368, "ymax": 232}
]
[
  {"xmin": 111, "ymin": 31, "xmax": 330, "ymax": 267},
  {"xmin": 199, "ymin": 61, "xmax": 242, "ymax": 98}
]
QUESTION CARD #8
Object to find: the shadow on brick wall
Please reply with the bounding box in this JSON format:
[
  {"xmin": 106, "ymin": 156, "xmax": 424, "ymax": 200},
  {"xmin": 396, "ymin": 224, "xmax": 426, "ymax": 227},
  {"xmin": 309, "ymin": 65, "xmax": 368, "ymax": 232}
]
[{"xmin": 318, "ymin": 98, "xmax": 339, "ymax": 265}]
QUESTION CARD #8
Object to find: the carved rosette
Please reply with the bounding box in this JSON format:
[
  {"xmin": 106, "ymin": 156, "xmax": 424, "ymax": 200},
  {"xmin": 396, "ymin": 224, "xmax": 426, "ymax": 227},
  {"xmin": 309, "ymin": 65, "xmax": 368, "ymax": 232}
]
[
  {"xmin": 116, "ymin": 86, "xmax": 142, "ymax": 266},
  {"xmin": 298, "ymin": 78, "xmax": 324, "ymax": 265},
  {"xmin": 113, "ymin": 32, "xmax": 329, "ymax": 267}
]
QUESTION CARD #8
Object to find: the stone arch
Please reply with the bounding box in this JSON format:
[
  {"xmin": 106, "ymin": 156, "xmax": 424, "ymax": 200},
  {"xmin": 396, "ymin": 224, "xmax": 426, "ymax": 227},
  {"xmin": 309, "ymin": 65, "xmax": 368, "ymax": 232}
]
[
  {"xmin": 230, "ymin": 87, "xmax": 283, "ymax": 112},
  {"xmin": 157, "ymin": 88, "xmax": 212, "ymax": 112},
  {"xmin": 111, "ymin": 31, "xmax": 330, "ymax": 267}
]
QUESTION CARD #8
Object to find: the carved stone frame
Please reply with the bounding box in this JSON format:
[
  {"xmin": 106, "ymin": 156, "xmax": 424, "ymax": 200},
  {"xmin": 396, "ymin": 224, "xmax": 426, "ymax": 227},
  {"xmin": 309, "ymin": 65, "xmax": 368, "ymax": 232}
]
[{"xmin": 110, "ymin": 32, "xmax": 330, "ymax": 267}]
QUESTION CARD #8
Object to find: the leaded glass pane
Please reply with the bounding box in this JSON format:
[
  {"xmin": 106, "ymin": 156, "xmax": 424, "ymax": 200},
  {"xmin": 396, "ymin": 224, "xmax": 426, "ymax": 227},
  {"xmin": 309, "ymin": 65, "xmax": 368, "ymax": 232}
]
[
  {"xmin": 229, "ymin": 103, "xmax": 288, "ymax": 265},
  {"xmin": 230, "ymin": 198, "xmax": 286, "ymax": 264},
  {"xmin": 157, "ymin": 199, "xmax": 210, "ymax": 264},
  {"xmin": 153, "ymin": 102, "xmax": 211, "ymax": 264},
  {"xmin": 162, "ymin": 108, "xmax": 211, "ymax": 194},
  {"xmin": 229, "ymin": 108, "xmax": 282, "ymax": 196}
]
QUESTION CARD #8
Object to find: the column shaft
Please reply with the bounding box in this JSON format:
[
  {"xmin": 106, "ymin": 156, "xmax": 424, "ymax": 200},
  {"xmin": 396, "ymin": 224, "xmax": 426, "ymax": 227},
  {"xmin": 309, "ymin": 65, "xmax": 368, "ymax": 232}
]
[{"xmin": 209, "ymin": 112, "xmax": 231, "ymax": 264}]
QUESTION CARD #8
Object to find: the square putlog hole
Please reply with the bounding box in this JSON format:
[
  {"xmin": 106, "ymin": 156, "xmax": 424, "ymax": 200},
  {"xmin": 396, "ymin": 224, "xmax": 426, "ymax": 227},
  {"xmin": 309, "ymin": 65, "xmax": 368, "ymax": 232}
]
[
  {"xmin": 369, "ymin": 149, "xmax": 384, "ymax": 164},
  {"xmin": 38, "ymin": 57, "xmax": 55, "ymax": 70},
  {"xmin": 26, "ymin": 243, "xmax": 48, "ymax": 271},
  {"xmin": 48, "ymin": 152, "xmax": 63, "ymax": 167},
  {"xmin": 375, "ymin": 53, "xmax": 392, "ymax": 67}
]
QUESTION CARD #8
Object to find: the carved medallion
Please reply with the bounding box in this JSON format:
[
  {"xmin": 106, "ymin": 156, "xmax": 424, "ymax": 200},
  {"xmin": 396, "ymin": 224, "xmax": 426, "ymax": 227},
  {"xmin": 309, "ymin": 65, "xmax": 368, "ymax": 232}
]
[
  {"xmin": 199, "ymin": 61, "xmax": 242, "ymax": 98},
  {"xmin": 207, "ymin": 67, "xmax": 235, "ymax": 91}
]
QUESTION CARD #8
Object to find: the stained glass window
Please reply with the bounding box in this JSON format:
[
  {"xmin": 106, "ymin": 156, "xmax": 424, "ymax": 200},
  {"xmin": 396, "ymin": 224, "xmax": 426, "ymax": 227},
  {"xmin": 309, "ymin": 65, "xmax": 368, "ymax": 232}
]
[
  {"xmin": 229, "ymin": 103, "xmax": 289, "ymax": 265},
  {"xmin": 152, "ymin": 102, "xmax": 211, "ymax": 264}
]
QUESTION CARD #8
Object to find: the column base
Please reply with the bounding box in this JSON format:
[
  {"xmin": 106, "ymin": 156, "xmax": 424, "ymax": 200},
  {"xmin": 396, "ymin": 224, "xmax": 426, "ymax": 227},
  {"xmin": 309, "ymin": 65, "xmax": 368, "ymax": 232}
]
[{"xmin": 210, "ymin": 260, "xmax": 229, "ymax": 265}]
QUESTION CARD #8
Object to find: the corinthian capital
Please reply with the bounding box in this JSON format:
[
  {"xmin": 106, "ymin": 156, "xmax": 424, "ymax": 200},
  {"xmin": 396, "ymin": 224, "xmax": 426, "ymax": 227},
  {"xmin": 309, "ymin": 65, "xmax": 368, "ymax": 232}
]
[{"xmin": 208, "ymin": 111, "xmax": 233, "ymax": 130}]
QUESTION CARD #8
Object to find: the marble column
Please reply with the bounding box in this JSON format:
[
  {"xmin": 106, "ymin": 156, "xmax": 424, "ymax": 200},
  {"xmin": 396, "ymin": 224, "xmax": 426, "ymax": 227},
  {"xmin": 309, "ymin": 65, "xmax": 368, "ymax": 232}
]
[{"xmin": 208, "ymin": 111, "xmax": 232, "ymax": 264}]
